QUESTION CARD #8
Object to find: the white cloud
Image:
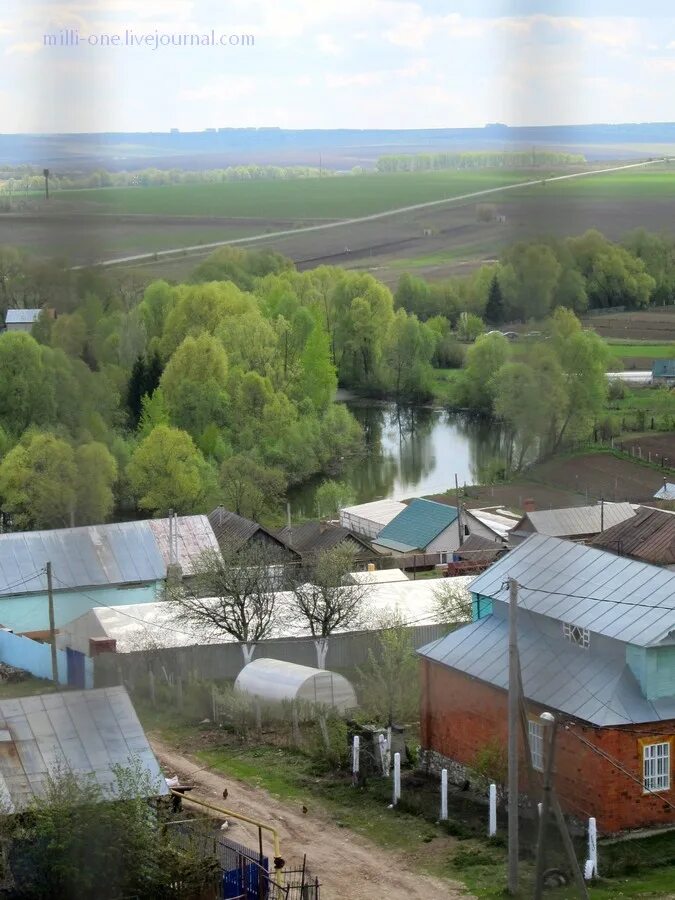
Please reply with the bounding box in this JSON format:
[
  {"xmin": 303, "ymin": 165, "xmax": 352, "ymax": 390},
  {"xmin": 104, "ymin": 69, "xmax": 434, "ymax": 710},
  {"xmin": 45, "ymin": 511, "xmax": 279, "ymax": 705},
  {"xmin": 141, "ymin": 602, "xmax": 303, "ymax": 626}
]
[
  {"xmin": 315, "ymin": 33, "xmax": 341, "ymax": 56},
  {"xmin": 177, "ymin": 75, "xmax": 257, "ymax": 102}
]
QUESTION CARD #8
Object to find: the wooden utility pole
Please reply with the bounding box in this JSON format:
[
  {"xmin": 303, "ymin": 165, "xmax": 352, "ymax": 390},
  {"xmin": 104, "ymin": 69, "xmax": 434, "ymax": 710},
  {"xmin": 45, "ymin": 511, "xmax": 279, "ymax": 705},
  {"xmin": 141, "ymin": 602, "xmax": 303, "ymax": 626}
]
[
  {"xmin": 46, "ymin": 562, "xmax": 58, "ymax": 684},
  {"xmin": 455, "ymin": 473, "xmax": 463, "ymax": 547},
  {"xmin": 507, "ymin": 577, "xmax": 519, "ymax": 893}
]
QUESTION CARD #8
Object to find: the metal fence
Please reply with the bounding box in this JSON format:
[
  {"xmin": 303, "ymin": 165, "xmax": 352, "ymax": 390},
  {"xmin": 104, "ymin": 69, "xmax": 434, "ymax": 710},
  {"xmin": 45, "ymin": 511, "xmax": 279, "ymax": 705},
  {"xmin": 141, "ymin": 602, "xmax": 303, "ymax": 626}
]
[{"xmin": 93, "ymin": 623, "xmax": 447, "ymax": 688}]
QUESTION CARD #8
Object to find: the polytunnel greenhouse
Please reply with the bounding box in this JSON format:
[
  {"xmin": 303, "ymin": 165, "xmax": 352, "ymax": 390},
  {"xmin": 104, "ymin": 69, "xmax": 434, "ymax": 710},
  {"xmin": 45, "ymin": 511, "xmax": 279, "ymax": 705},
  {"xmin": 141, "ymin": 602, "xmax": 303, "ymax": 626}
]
[{"xmin": 234, "ymin": 659, "xmax": 357, "ymax": 713}]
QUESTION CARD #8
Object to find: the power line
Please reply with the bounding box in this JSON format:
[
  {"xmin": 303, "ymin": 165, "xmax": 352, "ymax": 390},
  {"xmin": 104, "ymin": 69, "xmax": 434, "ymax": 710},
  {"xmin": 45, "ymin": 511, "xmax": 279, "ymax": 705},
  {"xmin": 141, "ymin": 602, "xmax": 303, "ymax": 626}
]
[
  {"xmin": 0, "ymin": 567, "xmax": 47, "ymax": 595},
  {"xmin": 502, "ymin": 580, "xmax": 675, "ymax": 614}
]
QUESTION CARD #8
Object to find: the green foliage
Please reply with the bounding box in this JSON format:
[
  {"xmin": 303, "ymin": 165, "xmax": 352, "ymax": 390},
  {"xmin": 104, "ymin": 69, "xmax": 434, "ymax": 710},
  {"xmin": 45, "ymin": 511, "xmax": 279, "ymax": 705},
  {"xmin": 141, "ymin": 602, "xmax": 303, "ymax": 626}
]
[
  {"xmin": 300, "ymin": 324, "xmax": 337, "ymax": 411},
  {"xmin": 314, "ymin": 479, "xmax": 355, "ymax": 519},
  {"xmin": 357, "ymin": 612, "xmax": 420, "ymax": 724},
  {"xmin": 484, "ymin": 275, "xmax": 505, "ymax": 325},
  {"xmin": 127, "ymin": 425, "xmax": 214, "ymax": 515},
  {"xmin": 74, "ymin": 442, "xmax": 118, "ymax": 524},
  {"xmin": 0, "ymin": 432, "xmax": 77, "ymax": 529},
  {"xmin": 469, "ymin": 738, "xmax": 509, "ymax": 799},
  {"xmin": 457, "ymin": 312, "xmax": 486, "ymax": 342},
  {"xmin": 219, "ymin": 454, "xmax": 287, "ymax": 522},
  {"xmin": 160, "ymin": 332, "xmax": 229, "ymax": 436},
  {"xmin": 0, "ymin": 761, "xmax": 218, "ymax": 899},
  {"xmin": 0, "ymin": 332, "xmax": 56, "ymax": 434}
]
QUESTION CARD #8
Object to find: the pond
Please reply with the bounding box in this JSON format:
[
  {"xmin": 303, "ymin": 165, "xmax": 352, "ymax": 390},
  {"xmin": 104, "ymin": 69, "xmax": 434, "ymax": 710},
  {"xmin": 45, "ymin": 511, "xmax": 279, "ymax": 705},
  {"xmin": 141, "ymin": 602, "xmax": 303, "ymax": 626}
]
[{"xmin": 288, "ymin": 399, "xmax": 511, "ymax": 519}]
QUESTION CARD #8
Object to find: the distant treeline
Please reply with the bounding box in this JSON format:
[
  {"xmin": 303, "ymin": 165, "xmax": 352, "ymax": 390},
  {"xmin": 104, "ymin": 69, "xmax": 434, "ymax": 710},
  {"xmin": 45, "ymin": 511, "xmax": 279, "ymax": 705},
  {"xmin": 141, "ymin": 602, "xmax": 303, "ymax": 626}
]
[
  {"xmin": 376, "ymin": 150, "xmax": 586, "ymax": 173},
  {"xmin": 0, "ymin": 164, "xmax": 338, "ymax": 193}
]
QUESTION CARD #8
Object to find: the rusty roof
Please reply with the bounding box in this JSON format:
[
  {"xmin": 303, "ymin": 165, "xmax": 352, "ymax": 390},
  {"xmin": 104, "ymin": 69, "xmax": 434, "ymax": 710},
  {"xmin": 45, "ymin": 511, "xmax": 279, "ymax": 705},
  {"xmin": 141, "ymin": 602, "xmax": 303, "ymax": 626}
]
[
  {"xmin": 590, "ymin": 506, "xmax": 675, "ymax": 567},
  {"xmin": 148, "ymin": 515, "xmax": 220, "ymax": 574}
]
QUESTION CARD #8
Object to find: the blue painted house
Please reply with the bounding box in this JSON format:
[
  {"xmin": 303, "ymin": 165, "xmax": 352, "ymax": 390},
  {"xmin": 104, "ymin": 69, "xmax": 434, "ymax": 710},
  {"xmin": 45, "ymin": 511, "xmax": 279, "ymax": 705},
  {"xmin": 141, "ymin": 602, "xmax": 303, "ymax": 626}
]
[
  {"xmin": 418, "ymin": 534, "xmax": 675, "ymax": 833},
  {"xmin": 374, "ymin": 498, "xmax": 461, "ymax": 555},
  {"xmin": 652, "ymin": 359, "xmax": 675, "ymax": 386},
  {"xmin": 0, "ymin": 516, "xmax": 218, "ymax": 635}
]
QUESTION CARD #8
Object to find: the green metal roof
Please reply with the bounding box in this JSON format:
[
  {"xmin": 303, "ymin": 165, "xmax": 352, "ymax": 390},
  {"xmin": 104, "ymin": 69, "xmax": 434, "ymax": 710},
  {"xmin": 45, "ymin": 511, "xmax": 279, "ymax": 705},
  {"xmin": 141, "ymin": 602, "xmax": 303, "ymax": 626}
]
[
  {"xmin": 652, "ymin": 359, "xmax": 675, "ymax": 378},
  {"xmin": 377, "ymin": 499, "xmax": 458, "ymax": 551}
]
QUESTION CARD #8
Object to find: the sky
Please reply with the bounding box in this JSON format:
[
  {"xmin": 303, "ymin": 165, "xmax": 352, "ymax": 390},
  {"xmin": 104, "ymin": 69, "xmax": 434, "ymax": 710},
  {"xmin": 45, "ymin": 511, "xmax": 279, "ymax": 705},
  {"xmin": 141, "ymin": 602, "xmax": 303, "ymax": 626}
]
[{"xmin": 2, "ymin": 1, "xmax": 675, "ymax": 133}]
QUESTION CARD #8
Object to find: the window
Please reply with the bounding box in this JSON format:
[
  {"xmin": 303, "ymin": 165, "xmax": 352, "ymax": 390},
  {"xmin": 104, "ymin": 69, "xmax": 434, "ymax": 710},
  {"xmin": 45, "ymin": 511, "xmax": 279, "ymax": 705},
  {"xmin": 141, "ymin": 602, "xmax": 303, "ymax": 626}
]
[
  {"xmin": 563, "ymin": 621, "xmax": 590, "ymax": 649},
  {"xmin": 643, "ymin": 742, "xmax": 671, "ymax": 792},
  {"xmin": 528, "ymin": 719, "xmax": 545, "ymax": 772}
]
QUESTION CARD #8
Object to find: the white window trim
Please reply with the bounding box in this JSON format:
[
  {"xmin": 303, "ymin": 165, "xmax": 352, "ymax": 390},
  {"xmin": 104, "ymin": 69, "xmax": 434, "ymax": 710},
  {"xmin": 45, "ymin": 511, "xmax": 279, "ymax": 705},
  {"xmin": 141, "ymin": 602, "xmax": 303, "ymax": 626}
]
[
  {"xmin": 563, "ymin": 621, "xmax": 590, "ymax": 649},
  {"xmin": 643, "ymin": 741, "xmax": 671, "ymax": 794},
  {"xmin": 528, "ymin": 719, "xmax": 545, "ymax": 773}
]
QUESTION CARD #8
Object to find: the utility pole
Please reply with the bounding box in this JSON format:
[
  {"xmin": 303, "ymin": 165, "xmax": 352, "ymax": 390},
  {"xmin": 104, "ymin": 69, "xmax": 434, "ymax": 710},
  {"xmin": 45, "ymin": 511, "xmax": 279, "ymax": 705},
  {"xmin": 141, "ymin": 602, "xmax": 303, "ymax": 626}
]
[
  {"xmin": 507, "ymin": 577, "xmax": 519, "ymax": 894},
  {"xmin": 46, "ymin": 562, "xmax": 58, "ymax": 685},
  {"xmin": 455, "ymin": 473, "xmax": 464, "ymax": 547},
  {"xmin": 600, "ymin": 497, "xmax": 604, "ymax": 533},
  {"xmin": 43, "ymin": 168, "xmax": 50, "ymax": 201}
]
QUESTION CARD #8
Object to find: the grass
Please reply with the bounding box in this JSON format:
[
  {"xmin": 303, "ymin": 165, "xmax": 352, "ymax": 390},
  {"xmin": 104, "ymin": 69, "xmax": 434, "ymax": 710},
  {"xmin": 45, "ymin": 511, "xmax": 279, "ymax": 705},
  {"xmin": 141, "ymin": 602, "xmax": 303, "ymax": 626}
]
[
  {"xmin": 0, "ymin": 676, "xmax": 58, "ymax": 699},
  {"xmin": 511, "ymin": 168, "xmax": 675, "ymax": 201},
  {"xmin": 44, "ymin": 170, "xmax": 536, "ymax": 219},
  {"xmin": 141, "ymin": 706, "xmax": 675, "ymax": 899},
  {"xmin": 606, "ymin": 342, "xmax": 675, "ymax": 359}
]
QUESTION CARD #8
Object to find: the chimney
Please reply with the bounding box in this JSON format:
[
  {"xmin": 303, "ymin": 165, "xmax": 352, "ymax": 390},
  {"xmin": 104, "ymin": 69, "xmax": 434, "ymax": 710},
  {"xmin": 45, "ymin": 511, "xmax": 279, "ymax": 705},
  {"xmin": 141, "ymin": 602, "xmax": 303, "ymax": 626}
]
[{"xmin": 523, "ymin": 498, "xmax": 536, "ymax": 514}]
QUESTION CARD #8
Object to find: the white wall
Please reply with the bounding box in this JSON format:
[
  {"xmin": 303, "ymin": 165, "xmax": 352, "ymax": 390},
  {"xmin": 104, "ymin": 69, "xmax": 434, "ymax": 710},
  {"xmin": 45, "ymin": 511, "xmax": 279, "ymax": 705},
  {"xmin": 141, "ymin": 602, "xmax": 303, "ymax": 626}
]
[{"xmin": 427, "ymin": 524, "xmax": 462, "ymax": 554}]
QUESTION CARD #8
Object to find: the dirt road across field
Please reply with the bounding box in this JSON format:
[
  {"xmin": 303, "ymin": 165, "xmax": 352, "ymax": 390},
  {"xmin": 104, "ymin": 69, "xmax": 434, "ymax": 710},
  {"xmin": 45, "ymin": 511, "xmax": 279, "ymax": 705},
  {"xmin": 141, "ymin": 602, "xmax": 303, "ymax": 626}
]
[{"xmin": 151, "ymin": 738, "xmax": 475, "ymax": 900}]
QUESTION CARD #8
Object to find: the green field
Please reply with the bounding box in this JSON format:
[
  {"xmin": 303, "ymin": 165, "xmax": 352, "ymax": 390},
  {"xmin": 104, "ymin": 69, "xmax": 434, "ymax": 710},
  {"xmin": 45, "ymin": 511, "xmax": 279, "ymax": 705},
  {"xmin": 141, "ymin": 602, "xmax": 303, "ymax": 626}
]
[
  {"xmin": 513, "ymin": 168, "xmax": 675, "ymax": 200},
  {"xmin": 606, "ymin": 342, "xmax": 675, "ymax": 359},
  {"xmin": 44, "ymin": 170, "xmax": 538, "ymax": 219}
]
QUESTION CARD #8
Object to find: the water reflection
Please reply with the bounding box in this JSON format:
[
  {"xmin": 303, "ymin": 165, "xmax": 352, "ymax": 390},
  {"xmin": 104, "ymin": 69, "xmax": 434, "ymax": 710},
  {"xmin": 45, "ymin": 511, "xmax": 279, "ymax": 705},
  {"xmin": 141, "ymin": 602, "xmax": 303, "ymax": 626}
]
[{"xmin": 289, "ymin": 401, "xmax": 509, "ymax": 519}]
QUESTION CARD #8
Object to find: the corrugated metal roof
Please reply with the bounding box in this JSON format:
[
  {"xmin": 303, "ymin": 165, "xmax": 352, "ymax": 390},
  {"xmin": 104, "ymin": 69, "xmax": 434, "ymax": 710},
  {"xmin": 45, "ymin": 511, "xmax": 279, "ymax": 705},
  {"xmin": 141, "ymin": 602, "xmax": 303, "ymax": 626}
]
[
  {"xmin": 148, "ymin": 515, "xmax": 220, "ymax": 574},
  {"xmin": 468, "ymin": 534, "xmax": 675, "ymax": 647},
  {"xmin": 0, "ymin": 522, "xmax": 165, "ymax": 596},
  {"xmin": 4, "ymin": 309, "xmax": 41, "ymax": 325},
  {"xmin": 339, "ymin": 499, "xmax": 407, "ymax": 528},
  {"xmin": 518, "ymin": 503, "xmax": 636, "ymax": 538},
  {"xmin": 654, "ymin": 483, "xmax": 675, "ymax": 501},
  {"xmin": 590, "ymin": 507, "xmax": 675, "ymax": 566},
  {"xmin": 653, "ymin": 359, "xmax": 675, "ymax": 378},
  {"xmin": 0, "ymin": 687, "xmax": 167, "ymax": 812},
  {"xmin": 377, "ymin": 499, "xmax": 458, "ymax": 551},
  {"xmin": 466, "ymin": 508, "xmax": 519, "ymax": 540},
  {"xmin": 417, "ymin": 613, "xmax": 675, "ymax": 727}
]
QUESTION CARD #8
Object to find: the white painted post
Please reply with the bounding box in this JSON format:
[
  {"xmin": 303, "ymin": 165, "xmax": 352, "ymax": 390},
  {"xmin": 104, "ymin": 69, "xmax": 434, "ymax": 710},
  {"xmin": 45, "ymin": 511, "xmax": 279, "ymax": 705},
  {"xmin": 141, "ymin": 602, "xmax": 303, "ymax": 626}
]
[
  {"xmin": 537, "ymin": 802, "xmax": 543, "ymax": 818},
  {"xmin": 489, "ymin": 783, "xmax": 497, "ymax": 836},
  {"xmin": 378, "ymin": 734, "xmax": 389, "ymax": 776},
  {"xmin": 393, "ymin": 752, "xmax": 401, "ymax": 805},
  {"xmin": 352, "ymin": 735, "xmax": 360, "ymax": 782},
  {"xmin": 584, "ymin": 817, "xmax": 598, "ymax": 880},
  {"xmin": 242, "ymin": 643, "xmax": 256, "ymax": 665},
  {"xmin": 314, "ymin": 638, "xmax": 328, "ymax": 669},
  {"xmin": 440, "ymin": 769, "xmax": 448, "ymax": 821}
]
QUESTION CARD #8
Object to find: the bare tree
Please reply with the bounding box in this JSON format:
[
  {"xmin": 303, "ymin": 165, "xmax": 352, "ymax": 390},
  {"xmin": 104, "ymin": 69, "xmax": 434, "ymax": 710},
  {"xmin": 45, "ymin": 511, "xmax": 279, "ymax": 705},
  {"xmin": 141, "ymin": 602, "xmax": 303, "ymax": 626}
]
[
  {"xmin": 168, "ymin": 545, "xmax": 285, "ymax": 644},
  {"xmin": 290, "ymin": 545, "xmax": 367, "ymax": 639}
]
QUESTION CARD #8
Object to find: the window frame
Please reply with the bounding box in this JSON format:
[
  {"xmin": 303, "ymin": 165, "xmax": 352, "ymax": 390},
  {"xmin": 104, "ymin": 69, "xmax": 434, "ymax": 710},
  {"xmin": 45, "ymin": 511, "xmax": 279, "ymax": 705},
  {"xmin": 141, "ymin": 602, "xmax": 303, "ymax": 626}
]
[
  {"xmin": 528, "ymin": 718, "xmax": 545, "ymax": 773},
  {"xmin": 641, "ymin": 738, "xmax": 672, "ymax": 794},
  {"xmin": 562, "ymin": 621, "xmax": 590, "ymax": 649}
]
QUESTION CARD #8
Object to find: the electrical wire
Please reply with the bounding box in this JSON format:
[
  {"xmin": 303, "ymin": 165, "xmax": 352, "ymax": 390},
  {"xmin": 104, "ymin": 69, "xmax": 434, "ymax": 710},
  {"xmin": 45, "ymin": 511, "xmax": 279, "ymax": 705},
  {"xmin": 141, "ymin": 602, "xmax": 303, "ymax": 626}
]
[{"xmin": 0, "ymin": 567, "xmax": 47, "ymax": 594}]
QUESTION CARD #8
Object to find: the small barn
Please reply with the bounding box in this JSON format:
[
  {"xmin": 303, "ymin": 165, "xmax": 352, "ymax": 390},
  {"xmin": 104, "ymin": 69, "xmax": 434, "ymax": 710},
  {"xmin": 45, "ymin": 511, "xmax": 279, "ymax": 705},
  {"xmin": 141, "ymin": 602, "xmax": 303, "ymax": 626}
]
[
  {"xmin": 235, "ymin": 659, "xmax": 357, "ymax": 712},
  {"xmin": 652, "ymin": 359, "xmax": 675, "ymax": 386}
]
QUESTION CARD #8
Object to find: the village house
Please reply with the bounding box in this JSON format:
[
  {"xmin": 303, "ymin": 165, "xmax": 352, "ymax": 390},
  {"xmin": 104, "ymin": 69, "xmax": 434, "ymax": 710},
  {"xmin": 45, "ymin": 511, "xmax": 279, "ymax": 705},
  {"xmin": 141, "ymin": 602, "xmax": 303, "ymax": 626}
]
[
  {"xmin": 339, "ymin": 499, "xmax": 408, "ymax": 540},
  {"xmin": 591, "ymin": 506, "xmax": 675, "ymax": 570},
  {"xmin": 275, "ymin": 520, "xmax": 377, "ymax": 562},
  {"xmin": 2, "ymin": 308, "xmax": 45, "ymax": 333},
  {"xmin": 373, "ymin": 498, "xmax": 463, "ymax": 558},
  {"xmin": 508, "ymin": 502, "xmax": 636, "ymax": 545},
  {"xmin": 418, "ymin": 534, "xmax": 675, "ymax": 833},
  {"xmin": 0, "ymin": 515, "xmax": 219, "ymax": 636},
  {"xmin": 208, "ymin": 506, "xmax": 299, "ymax": 558}
]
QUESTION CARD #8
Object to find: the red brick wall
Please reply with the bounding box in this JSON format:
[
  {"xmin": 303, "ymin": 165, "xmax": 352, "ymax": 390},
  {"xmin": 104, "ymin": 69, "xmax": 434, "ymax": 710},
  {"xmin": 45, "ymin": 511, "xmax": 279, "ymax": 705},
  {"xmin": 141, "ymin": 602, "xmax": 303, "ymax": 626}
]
[{"xmin": 421, "ymin": 659, "xmax": 675, "ymax": 833}]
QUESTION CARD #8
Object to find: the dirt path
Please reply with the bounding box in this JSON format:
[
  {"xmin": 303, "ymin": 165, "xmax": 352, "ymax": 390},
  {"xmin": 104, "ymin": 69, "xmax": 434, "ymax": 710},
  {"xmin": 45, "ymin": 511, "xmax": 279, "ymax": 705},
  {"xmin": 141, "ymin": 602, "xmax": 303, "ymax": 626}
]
[{"xmin": 151, "ymin": 738, "xmax": 475, "ymax": 900}]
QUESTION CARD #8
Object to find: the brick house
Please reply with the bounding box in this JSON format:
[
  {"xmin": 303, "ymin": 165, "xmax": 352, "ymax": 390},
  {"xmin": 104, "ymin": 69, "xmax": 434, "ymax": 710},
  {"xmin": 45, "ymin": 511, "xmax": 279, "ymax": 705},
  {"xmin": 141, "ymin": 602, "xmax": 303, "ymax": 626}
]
[{"xmin": 418, "ymin": 534, "xmax": 675, "ymax": 833}]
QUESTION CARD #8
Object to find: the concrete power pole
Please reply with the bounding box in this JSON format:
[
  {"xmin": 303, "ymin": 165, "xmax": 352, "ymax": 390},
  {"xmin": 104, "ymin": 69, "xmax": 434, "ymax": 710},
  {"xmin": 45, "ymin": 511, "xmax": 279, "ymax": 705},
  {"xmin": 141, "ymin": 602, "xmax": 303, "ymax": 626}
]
[
  {"xmin": 454, "ymin": 473, "xmax": 464, "ymax": 547},
  {"xmin": 508, "ymin": 577, "xmax": 519, "ymax": 893}
]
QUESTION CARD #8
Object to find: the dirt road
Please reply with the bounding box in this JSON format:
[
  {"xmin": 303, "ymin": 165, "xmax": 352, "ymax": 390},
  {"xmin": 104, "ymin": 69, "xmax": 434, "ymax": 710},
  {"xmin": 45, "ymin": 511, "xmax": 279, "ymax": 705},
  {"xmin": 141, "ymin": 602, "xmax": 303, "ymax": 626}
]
[{"xmin": 152, "ymin": 738, "xmax": 475, "ymax": 900}]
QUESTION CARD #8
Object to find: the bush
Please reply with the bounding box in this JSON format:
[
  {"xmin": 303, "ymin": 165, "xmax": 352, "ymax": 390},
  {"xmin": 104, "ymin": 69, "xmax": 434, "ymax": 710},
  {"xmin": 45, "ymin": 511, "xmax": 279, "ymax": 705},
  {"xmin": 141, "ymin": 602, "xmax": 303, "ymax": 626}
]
[{"xmin": 607, "ymin": 379, "xmax": 625, "ymax": 402}]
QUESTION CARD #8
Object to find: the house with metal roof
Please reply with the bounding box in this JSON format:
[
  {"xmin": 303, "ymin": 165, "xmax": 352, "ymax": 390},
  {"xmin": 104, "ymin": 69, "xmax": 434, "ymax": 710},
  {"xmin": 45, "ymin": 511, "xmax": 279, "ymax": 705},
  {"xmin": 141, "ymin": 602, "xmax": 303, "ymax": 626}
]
[
  {"xmin": 3, "ymin": 309, "xmax": 43, "ymax": 332},
  {"xmin": 339, "ymin": 499, "xmax": 408, "ymax": 540},
  {"xmin": 508, "ymin": 502, "xmax": 636, "ymax": 545},
  {"xmin": 374, "ymin": 498, "xmax": 461, "ymax": 554},
  {"xmin": 418, "ymin": 534, "xmax": 675, "ymax": 833},
  {"xmin": 0, "ymin": 515, "xmax": 219, "ymax": 635},
  {"xmin": 0, "ymin": 686, "xmax": 166, "ymax": 812},
  {"xmin": 208, "ymin": 507, "xmax": 298, "ymax": 558},
  {"xmin": 590, "ymin": 506, "xmax": 675, "ymax": 570},
  {"xmin": 652, "ymin": 359, "xmax": 675, "ymax": 385}
]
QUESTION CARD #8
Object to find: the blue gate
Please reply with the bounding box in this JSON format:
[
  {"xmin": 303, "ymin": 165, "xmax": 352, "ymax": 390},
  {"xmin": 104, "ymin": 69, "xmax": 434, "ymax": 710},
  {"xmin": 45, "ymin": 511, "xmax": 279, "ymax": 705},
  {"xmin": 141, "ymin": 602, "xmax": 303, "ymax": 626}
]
[
  {"xmin": 217, "ymin": 835, "xmax": 268, "ymax": 900},
  {"xmin": 66, "ymin": 647, "xmax": 86, "ymax": 688}
]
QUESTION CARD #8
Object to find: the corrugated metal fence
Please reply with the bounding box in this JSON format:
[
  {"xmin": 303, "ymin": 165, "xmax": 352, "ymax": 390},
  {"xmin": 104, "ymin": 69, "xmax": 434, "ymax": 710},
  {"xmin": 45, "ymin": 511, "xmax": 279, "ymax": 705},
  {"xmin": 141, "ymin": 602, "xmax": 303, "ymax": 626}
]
[{"xmin": 93, "ymin": 623, "xmax": 447, "ymax": 687}]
